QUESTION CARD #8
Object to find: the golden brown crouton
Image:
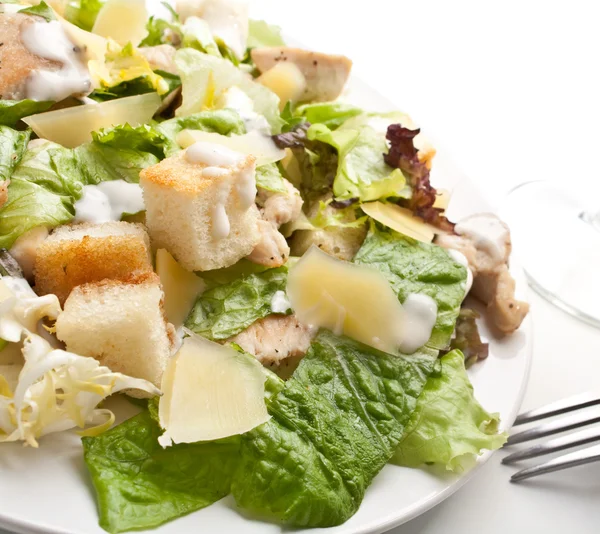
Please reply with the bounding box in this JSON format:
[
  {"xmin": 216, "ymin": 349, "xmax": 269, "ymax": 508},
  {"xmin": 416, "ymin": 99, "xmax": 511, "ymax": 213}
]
[
  {"xmin": 34, "ymin": 222, "xmax": 152, "ymax": 304},
  {"xmin": 140, "ymin": 148, "xmax": 261, "ymax": 271}
]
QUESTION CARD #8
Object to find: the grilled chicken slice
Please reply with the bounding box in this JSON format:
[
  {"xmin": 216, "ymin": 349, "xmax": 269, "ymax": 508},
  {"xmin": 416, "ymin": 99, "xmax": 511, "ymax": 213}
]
[
  {"xmin": 0, "ymin": 12, "xmax": 90, "ymax": 101},
  {"xmin": 436, "ymin": 213, "xmax": 529, "ymax": 334},
  {"xmin": 246, "ymin": 220, "xmax": 290, "ymax": 268},
  {"xmin": 247, "ymin": 178, "xmax": 302, "ymax": 267},
  {"xmin": 257, "ymin": 178, "xmax": 303, "ymax": 227},
  {"xmin": 229, "ymin": 314, "xmax": 316, "ymax": 370},
  {"xmin": 251, "ymin": 47, "xmax": 352, "ymax": 103}
]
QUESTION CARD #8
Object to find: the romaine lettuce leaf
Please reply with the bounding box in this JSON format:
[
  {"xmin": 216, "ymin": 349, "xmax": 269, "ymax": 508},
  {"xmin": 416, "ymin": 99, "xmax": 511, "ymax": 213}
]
[
  {"xmin": 0, "ymin": 100, "xmax": 54, "ymax": 128},
  {"xmin": 63, "ymin": 0, "xmax": 106, "ymax": 31},
  {"xmin": 308, "ymin": 123, "xmax": 408, "ymax": 201},
  {"xmin": 392, "ymin": 350, "xmax": 507, "ymax": 472},
  {"xmin": 231, "ymin": 330, "xmax": 438, "ymax": 527},
  {"xmin": 295, "ymin": 101, "xmax": 362, "ymax": 129},
  {"xmin": 174, "ymin": 48, "xmax": 284, "ymax": 132},
  {"xmin": 353, "ymin": 223, "xmax": 467, "ymax": 350},
  {"xmin": 246, "ymin": 19, "xmax": 285, "ymax": 49},
  {"xmin": 185, "ymin": 266, "xmax": 289, "ymax": 340},
  {"xmin": 82, "ymin": 410, "xmax": 239, "ymax": 534},
  {"xmin": 18, "ymin": 1, "xmax": 55, "ymax": 21},
  {"xmin": 0, "ymin": 126, "xmax": 30, "ymax": 182}
]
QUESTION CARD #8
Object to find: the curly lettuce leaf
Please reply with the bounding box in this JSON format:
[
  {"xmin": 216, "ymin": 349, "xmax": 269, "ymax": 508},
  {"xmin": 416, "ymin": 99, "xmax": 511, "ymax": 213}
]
[
  {"xmin": 231, "ymin": 330, "xmax": 438, "ymax": 527},
  {"xmin": 83, "ymin": 410, "xmax": 239, "ymax": 534},
  {"xmin": 74, "ymin": 123, "xmax": 166, "ymax": 183},
  {"xmin": 295, "ymin": 101, "xmax": 362, "ymax": 129},
  {"xmin": 246, "ymin": 19, "xmax": 285, "ymax": 49},
  {"xmin": 392, "ymin": 350, "xmax": 507, "ymax": 472},
  {"xmin": 174, "ymin": 48, "xmax": 283, "ymax": 132},
  {"xmin": 63, "ymin": 0, "xmax": 105, "ymax": 31},
  {"xmin": 0, "ymin": 100, "xmax": 54, "ymax": 128},
  {"xmin": 307, "ymin": 123, "xmax": 407, "ymax": 201},
  {"xmin": 0, "ymin": 141, "xmax": 81, "ymax": 248},
  {"xmin": 354, "ymin": 223, "xmax": 467, "ymax": 350},
  {"xmin": 185, "ymin": 266, "xmax": 289, "ymax": 340},
  {"xmin": 0, "ymin": 126, "xmax": 30, "ymax": 182}
]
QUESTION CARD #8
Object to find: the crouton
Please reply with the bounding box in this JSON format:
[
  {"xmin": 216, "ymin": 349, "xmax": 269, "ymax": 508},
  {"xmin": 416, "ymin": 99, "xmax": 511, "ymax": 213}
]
[
  {"xmin": 140, "ymin": 148, "xmax": 261, "ymax": 271},
  {"xmin": 34, "ymin": 222, "xmax": 152, "ymax": 304},
  {"xmin": 55, "ymin": 273, "xmax": 176, "ymax": 397}
]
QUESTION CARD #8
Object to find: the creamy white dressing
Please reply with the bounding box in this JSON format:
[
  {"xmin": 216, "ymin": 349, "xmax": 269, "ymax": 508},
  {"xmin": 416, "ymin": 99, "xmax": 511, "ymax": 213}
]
[
  {"xmin": 455, "ymin": 214, "xmax": 507, "ymax": 262},
  {"xmin": 185, "ymin": 141, "xmax": 244, "ymax": 166},
  {"xmin": 448, "ymin": 249, "xmax": 474, "ymax": 295},
  {"xmin": 211, "ymin": 183, "xmax": 231, "ymax": 240},
  {"xmin": 74, "ymin": 181, "xmax": 145, "ymax": 224},
  {"xmin": 270, "ymin": 290, "xmax": 291, "ymax": 314},
  {"xmin": 235, "ymin": 166, "xmax": 257, "ymax": 210},
  {"xmin": 399, "ymin": 294, "xmax": 438, "ymax": 354},
  {"xmin": 20, "ymin": 20, "xmax": 91, "ymax": 102},
  {"xmin": 202, "ymin": 166, "xmax": 229, "ymax": 178}
]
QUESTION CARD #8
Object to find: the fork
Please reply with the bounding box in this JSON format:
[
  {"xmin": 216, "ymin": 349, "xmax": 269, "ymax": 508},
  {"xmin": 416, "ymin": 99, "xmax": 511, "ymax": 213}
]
[{"xmin": 502, "ymin": 392, "xmax": 600, "ymax": 482}]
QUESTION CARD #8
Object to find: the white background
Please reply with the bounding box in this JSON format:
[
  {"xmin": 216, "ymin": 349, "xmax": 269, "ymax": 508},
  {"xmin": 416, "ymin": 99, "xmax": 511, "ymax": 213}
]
[
  {"xmin": 3, "ymin": 2, "xmax": 600, "ymax": 534},
  {"xmin": 249, "ymin": 1, "xmax": 600, "ymax": 533}
]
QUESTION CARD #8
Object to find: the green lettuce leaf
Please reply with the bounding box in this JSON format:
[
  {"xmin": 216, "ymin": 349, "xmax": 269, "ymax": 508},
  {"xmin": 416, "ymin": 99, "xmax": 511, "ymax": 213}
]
[
  {"xmin": 246, "ymin": 19, "xmax": 285, "ymax": 49},
  {"xmin": 307, "ymin": 123, "xmax": 408, "ymax": 201},
  {"xmin": 231, "ymin": 330, "xmax": 438, "ymax": 527},
  {"xmin": 255, "ymin": 162, "xmax": 287, "ymax": 193},
  {"xmin": 185, "ymin": 266, "xmax": 289, "ymax": 340},
  {"xmin": 74, "ymin": 124, "xmax": 166, "ymax": 183},
  {"xmin": 0, "ymin": 126, "xmax": 30, "ymax": 182},
  {"xmin": 392, "ymin": 350, "xmax": 507, "ymax": 472},
  {"xmin": 82, "ymin": 410, "xmax": 239, "ymax": 534},
  {"xmin": 174, "ymin": 48, "xmax": 284, "ymax": 132},
  {"xmin": 156, "ymin": 109, "xmax": 246, "ymax": 155},
  {"xmin": 0, "ymin": 100, "xmax": 54, "ymax": 128},
  {"xmin": 296, "ymin": 101, "xmax": 363, "ymax": 129},
  {"xmin": 63, "ymin": 0, "xmax": 105, "ymax": 31},
  {"xmin": 354, "ymin": 223, "xmax": 467, "ymax": 350},
  {"xmin": 18, "ymin": 1, "xmax": 56, "ymax": 21},
  {"xmin": 0, "ymin": 141, "xmax": 81, "ymax": 248}
]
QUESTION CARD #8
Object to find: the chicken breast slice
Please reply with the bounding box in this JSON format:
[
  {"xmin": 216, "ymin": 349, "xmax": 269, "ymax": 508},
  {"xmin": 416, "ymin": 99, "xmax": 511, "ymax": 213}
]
[
  {"xmin": 257, "ymin": 178, "xmax": 303, "ymax": 227},
  {"xmin": 228, "ymin": 314, "xmax": 317, "ymax": 371},
  {"xmin": 436, "ymin": 213, "xmax": 529, "ymax": 334},
  {"xmin": 251, "ymin": 47, "xmax": 352, "ymax": 103},
  {"xmin": 246, "ymin": 220, "xmax": 290, "ymax": 268}
]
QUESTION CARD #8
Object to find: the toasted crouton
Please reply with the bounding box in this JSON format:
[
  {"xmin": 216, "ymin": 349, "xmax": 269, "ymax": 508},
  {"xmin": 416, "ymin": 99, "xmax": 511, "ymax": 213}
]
[
  {"xmin": 34, "ymin": 222, "xmax": 152, "ymax": 304},
  {"xmin": 140, "ymin": 149, "xmax": 261, "ymax": 271},
  {"xmin": 55, "ymin": 273, "xmax": 176, "ymax": 396}
]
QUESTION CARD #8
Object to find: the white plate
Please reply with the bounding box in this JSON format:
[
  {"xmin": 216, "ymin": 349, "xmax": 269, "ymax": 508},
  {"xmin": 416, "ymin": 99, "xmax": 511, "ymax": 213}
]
[{"xmin": 0, "ymin": 75, "xmax": 532, "ymax": 534}]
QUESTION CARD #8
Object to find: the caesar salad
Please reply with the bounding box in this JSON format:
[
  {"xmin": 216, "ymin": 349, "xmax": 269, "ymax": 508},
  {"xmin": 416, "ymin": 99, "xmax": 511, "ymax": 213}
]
[{"xmin": 0, "ymin": 1, "xmax": 529, "ymax": 532}]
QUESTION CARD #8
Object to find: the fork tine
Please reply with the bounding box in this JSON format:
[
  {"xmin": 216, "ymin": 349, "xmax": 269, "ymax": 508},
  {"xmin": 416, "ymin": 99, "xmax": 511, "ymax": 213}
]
[
  {"xmin": 510, "ymin": 443, "xmax": 600, "ymax": 482},
  {"xmin": 514, "ymin": 392, "xmax": 600, "ymax": 426},
  {"xmin": 502, "ymin": 427, "xmax": 600, "ymax": 464},
  {"xmin": 506, "ymin": 412, "xmax": 600, "ymax": 446}
]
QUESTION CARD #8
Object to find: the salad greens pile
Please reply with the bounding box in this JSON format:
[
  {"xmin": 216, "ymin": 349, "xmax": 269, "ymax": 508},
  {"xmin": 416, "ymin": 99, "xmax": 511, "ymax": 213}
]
[{"xmin": 0, "ymin": 0, "xmax": 510, "ymax": 532}]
